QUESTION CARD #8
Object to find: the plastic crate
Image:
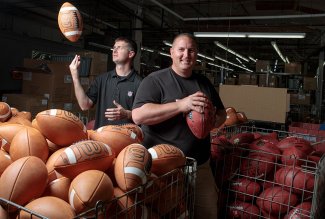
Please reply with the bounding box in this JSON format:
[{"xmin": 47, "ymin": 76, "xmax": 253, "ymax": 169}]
[
  {"xmin": 0, "ymin": 158, "xmax": 196, "ymax": 219},
  {"xmin": 211, "ymin": 125, "xmax": 325, "ymax": 219}
]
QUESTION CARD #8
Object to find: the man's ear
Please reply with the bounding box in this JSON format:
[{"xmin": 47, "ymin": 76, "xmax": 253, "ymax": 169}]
[{"xmin": 129, "ymin": 51, "xmax": 135, "ymax": 59}]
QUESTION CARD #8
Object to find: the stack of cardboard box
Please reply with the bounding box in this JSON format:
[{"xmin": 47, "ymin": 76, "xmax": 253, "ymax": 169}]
[
  {"xmin": 258, "ymin": 74, "xmax": 278, "ymax": 87},
  {"xmin": 2, "ymin": 51, "xmax": 108, "ymax": 123},
  {"xmin": 238, "ymin": 74, "xmax": 258, "ymax": 85}
]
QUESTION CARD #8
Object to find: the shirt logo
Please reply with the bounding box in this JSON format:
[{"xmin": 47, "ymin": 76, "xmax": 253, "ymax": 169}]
[{"xmin": 128, "ymin": 91, "xmax": 133, "ymax": 97}]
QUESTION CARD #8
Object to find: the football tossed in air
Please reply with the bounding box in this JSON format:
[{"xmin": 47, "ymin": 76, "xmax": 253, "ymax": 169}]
[
  {"xmin": 58, "ymin": 2, "xmax": 83, "ymax": 42},
  {"xmin": 36, "ymin": 109, "xmax": 88, "ymax": 146},
  {"xmin": 54, "ymin": 140, "xmax": 115, "ymax": 179},
  {"xmin": 186, "ymin": 107, "xmax": 215, "ymax": 139}
]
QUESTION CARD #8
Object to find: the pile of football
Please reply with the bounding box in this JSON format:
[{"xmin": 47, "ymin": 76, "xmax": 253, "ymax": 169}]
[
  {"xmin": 0, "ymin": 102, "xmax": 189, "ymax": 218},
  {"xmin": 220, "ymin": 106, "xmax": 248, "ymax": 128},
  {"xmin": 211, "ymin": 130, "xmax": 322, "ymax": 219}
]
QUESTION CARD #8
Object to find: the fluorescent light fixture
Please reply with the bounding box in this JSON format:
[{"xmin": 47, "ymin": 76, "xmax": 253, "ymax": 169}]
[
  {"xmin": 214, "ymin": 55, "xmax": 253, "ymax": 72},
  {"xmin": 141, "ymin": 47, "xmax": 154, "ymax": 53},
  {"xmin": 248, "ymin": 33, "xmax": 305, "ymax": 38},
  {"xmin": 236, "ymin": 58, "xmax": 247, "ymax": 67},
  {"xmin": 163, "ymin": 40, "xmax": 173, "ymax": 47},
  {"xmin": 207, "ymin": 62, "xmax": 234, "ymax": 71},
  {"xmin": 214, "ymin": 41, "xmax": 249, "ymax": 62},
  {"xmin": 197, "ymin": 53, "xmax": 214, "ymax": 61},
  {"xmin": 274, "ymin": 59, "xmax": 278, "ymax": 72},
  {"xmin": 285, "ymin": 56, "xmax": 290, "ymax": 64},
  {"xmin": 196, "ymin": 59, "xmax": 202, "ymax": 63},
  {"xmin": 249, "ymin": 56, "xmax": 257, "ymax": 62},
  {"xmin": 271, "ymin": 41, "xmax": 287, "ymax": 63},
  {"xmin": 194, "ymin": 32, "xmax": 246, "ymax": 38},
  {"xmin": 194, "ymin": 32, "xmax": 306, "ymax": 39},
  {"xmin": 158, "ymin": 52, "xmax": 171, "ymax": 57},
  {"xmin": 154, "ymin": 65, "xmax": 161, "ymax": 69}
]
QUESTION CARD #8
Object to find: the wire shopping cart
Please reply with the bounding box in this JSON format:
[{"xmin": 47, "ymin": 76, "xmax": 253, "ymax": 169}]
[
  {"xmin": 0, "ymin": 158, "xmax": 196, "ymax": 219},
  {"xmin": 211, "ymin": 125, "xmax": 325, "ymax": 219}
]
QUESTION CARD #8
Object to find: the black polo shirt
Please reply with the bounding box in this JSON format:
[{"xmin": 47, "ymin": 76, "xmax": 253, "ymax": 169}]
[
  {"xmin": 86, "ymin": 69, "xmax": 142, "ymax": 129},
  {"xmin": 133, "ymin": 67, "xmax": 225, "ymax": 165}
]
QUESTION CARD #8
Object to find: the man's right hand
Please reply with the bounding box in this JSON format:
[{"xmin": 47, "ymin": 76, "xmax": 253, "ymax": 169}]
[
  {"xmin": 69, "ymin": 55, "xmax": 81, "ymax": 79},
  {"xmin": 176, "ymin": 91, "xmax": 212, "ymax": 114}
]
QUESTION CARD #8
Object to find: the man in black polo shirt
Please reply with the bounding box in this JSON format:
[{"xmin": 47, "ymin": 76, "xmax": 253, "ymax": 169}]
[
  {"xmin": 69, "ymin": 37, "xmax": 142, "ymax": 129},
  {"xmin": 132, "ymin": 33, "xmax": 226, "ymax": 218}
]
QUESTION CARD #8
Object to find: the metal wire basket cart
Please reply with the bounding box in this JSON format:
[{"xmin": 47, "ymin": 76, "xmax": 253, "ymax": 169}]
[
  {"xmin": 0, "ymin": 198, "xmax": 49, "ymax": 219},
  {"xmin": 0, "ymin": 158, "xmax": 196, "ymax": 219},
  {"xmin": 75, "ymin": 157, "xmax": 197, "ymax": 219},
  {"xmin": 211, "ymin": 125, "xmax": 325, "ymax": 219}
]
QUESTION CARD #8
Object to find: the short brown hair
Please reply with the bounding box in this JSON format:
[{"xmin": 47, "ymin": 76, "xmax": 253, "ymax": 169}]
[
  {"xmin": 172, "ymin": 33, "xmax": 198, "ymax": 48},
  {"xmin": 115, "ymin": 37, "xmax": 138, "ymax": 56}
]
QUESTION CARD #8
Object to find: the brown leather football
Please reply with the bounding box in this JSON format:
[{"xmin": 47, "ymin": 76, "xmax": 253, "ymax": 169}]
[{"xmin": 186, "ymin": 107, "xmax": 215, "ymax": 139}]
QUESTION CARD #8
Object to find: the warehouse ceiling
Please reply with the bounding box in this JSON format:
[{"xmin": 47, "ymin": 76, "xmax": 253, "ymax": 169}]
[{"xmin": 2, "ymin": 0, "xmax": 325, "ymax": 73}]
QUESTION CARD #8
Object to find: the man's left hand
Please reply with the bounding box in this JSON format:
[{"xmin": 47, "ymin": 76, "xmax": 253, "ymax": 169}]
[{"xmin": 105, "ymin": 100, "xmax": 130, "ymax": 120}]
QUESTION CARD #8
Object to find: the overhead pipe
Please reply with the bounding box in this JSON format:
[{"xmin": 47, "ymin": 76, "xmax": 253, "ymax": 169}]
[
  {"xmin": 150, "ymin": 0, "xmax": 184, "ymax": 20},
  {"xmin": 150, "ymin": 0, "xmax": 325, "ymax": 21},
  {"xmin": 184, "ymin": 13, "xmax": 325, "ymax": 21},
  {"xmin": 80, "ymin": 12, "xmax": 117, "ymax": 29},
  {"xmin": 3, "ymin": 0, "xmax": 117, "ymax": 30}
]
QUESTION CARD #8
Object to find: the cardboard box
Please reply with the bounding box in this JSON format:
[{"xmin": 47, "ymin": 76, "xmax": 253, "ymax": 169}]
[
  {"xmin": 71, "ymin": 77, "xmax": 92, "ymax": 101},
  {"xmin": 225, "ymin": 77, "xmax": 237, "ymax": 85},
  {"xmin": 78, "ymin": 51, "xmax": 108, "ymax": 76},
  {"xmin": 303, "ymin": 77, "xmax": 317, "ymax": 90},
  {"xmin": 238, "ymin": 74, "xmax": 251, "ymax": 85},
  {"xmin": 51, "ymin": 55, "xmax": 91, "ymax": 77},
  {"xmin": 288, "ymin": 78, "xmax": 301, "ymax": 90},
  {"xmin": 22, "ymin": 59, "xmax": 73, "ymax": 102},
  {"xmin": 285, "ymin": 62, "xmax": 302, "ymax": 74},
  {"xmin": 238, "ymin": 74, "xmax": 257, "ymax": 85},
  {"xmin": 255, "ymin": 60, "xmax": 270, "ymax": 72},
  {"xmin": 258, "ymin": 74, "xmax": 278, "ymax": 87},
  {"xmin": 70, "ymin": 103, "xmax": 96, "ymax": 124},
  {"xmin": 219, "ymin": 85, "xmax": 288, "ymax": 123},
  {"xmin": 2, "ymin": 93, "xmax": 48, "ymax": 119},
  {"xmin": 290, "ymin": 93, "xmax": 311, "ymax": 105},
  {"xmin": 250, "ymin": 75, "xmax": 258, "ymax": 85},
  {"xmin": 47, "ymin": 101, "xmax": 96, "ymax": 124}
]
